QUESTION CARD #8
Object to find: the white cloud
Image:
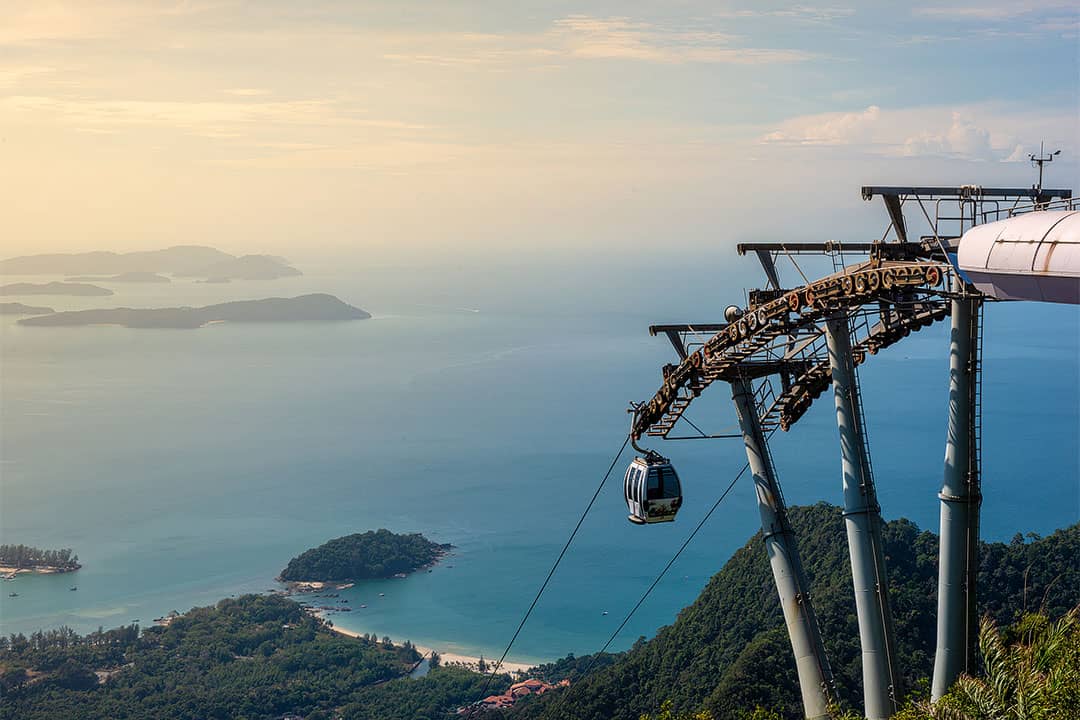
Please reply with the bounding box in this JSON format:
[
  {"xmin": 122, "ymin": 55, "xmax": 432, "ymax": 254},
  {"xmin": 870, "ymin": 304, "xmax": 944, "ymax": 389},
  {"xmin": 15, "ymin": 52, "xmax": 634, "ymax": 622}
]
[
  {"xmin": 0, "ymin": 65, "xmax": 57, "ymax": 88},
  {"xmin": 765, "ymin": 6, "xmax": 857, "ymax": 23},
  {"xmin": 913, "ymin": 1, "xmax": 1076, "ymax": 20},
  {"xmin": 1003, "ymin": 144, "xmax": 1029, "ymax": 162},
  {"xmin": 902, "ymin": 112, "xmax": 996, "ymax": 160},
  {"xmin": 0, "ymin": 0, "xmax": 219, "ymax": 47},
  {"xmin": 1, "ymin": 94, "xmax": 427, "ymax": 139},
  {"xmin": 762, "ymin": 105, "xmax": 881, "ymax": 145},
  {"xmin": 383, "ymin": 15, "xmax": 814, "ymax": 68},
  {"xmin": 761, "ymin": 104, "xmax": 1074, "ymax": 162}
]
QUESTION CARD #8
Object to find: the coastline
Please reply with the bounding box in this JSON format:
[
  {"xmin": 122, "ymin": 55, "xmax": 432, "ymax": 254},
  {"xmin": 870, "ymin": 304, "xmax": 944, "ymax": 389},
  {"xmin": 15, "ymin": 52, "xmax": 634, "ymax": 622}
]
[
  {"xmin": 276, "ymin": 541, "xmax": 542, "ymax": 676},
  {"xmin": 1, "ymin": 565, "xmax": 79, "ymax": 576},
  {"xmin": 322, "ymin": 619, "xmax": 538, "ymax": 675}
]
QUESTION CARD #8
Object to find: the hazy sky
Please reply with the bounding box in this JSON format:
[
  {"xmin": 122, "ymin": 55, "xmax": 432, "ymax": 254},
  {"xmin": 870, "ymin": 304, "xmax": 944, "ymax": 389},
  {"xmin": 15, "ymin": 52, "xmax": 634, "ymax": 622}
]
[{"xmin": 2, "ymin": 1, "xmax": 1077, "ymax": 262}]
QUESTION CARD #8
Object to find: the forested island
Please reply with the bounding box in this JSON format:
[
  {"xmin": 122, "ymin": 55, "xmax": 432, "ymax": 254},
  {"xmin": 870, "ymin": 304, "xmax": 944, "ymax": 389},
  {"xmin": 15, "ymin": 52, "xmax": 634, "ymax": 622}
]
[
  {"xmin": 17, "ymin": 294, "xmax": 370, "ymax": 329},
  {"xmin": 67, "ymin": 272, "xmax": 171, "ymax": 284},
  {"xmin": 2, "ymin": 508, "xmax": 1076, "ymax": 720},
  {"xmin": 0, "ymin": 545, "xmax": 80, "ymax": 573},
  {"xmin": 280, "ymin": 529, "xmax": 452, "ymax": 583}
]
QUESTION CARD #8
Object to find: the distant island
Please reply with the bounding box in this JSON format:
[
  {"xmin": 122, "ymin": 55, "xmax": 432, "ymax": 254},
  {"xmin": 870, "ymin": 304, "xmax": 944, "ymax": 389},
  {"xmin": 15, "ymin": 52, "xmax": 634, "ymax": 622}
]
[
  {"xmin": 0, "ymin": 302, "xmax": 54, "ymax": 315},
  {"xmin": 0, "ymin": 544, "xmax": 81, "ymax": 575},
  {"xmin": 17, "ymin": 294, "xmax": 371, "ymax": 329},
  {"xmin": 0, "ymin": 245, "xmax": 301, "ymax": 281},
  {"xmin": 280, "ymin": 529, "xmax": 452, "ymax": 583},
  {"xmin": 180, "ymin": 255, "xmax": 301, "ymax": 282},
  {"xmin": 67, "ymin": 272, "xmax": 171, "ymax": 284},
  {"xmin": 0, "ymin": 282, "xmax": 113, "ymax": 296}
]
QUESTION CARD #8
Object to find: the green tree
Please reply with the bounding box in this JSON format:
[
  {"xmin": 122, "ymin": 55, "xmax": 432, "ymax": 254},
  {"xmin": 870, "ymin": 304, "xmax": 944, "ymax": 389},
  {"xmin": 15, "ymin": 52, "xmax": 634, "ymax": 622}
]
[
  {"xmin": 898, "ymin": 607, "xmax": 1080, "ymax": 720},
  {"xmin": 639, "ymin": 699, "xmax": 714, "ymax": 720}
]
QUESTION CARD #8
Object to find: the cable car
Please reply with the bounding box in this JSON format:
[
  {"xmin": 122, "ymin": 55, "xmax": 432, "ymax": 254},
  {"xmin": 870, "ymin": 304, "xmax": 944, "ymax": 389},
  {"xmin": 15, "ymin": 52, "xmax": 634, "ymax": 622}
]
[{"xmin": 624, "ymin": 452, "xmax": 682, "ymax": 525}]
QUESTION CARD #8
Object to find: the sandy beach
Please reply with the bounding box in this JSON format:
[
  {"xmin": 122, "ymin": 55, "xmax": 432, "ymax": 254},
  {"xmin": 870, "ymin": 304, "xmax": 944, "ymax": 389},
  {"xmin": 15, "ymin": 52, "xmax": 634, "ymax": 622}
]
[
  {"xmin": 325, "ymin": 623, "xmax": 537, "ymax": 675},
  {"xmin": 0, "ymin": 565, "xmax": 71, "ymax": 576}
]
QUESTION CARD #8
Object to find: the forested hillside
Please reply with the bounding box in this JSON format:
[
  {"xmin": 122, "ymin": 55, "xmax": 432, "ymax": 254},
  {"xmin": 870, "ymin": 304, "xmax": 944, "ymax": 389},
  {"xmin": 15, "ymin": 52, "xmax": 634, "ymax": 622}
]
[
  {"xmin": 512, "ymin": 503, "xmax": 1079, "ymax": 720},
  {"xmin": 3, "ymin": 507, "xmax": 1075, "ymax": 720},
  {"xmin": 0, "ymin": 595, "xmax": 426, "ymax": 720}
]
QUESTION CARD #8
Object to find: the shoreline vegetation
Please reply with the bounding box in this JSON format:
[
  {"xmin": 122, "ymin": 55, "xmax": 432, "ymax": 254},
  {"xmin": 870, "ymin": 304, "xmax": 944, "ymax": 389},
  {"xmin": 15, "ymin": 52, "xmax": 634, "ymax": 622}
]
[
  {"xmin": 275, "ymin": 529, "xmax": 538, "ymax": 672},
  {"xmin": 0, "ymin": 546, "xmax": 81, "ymax": 577}
]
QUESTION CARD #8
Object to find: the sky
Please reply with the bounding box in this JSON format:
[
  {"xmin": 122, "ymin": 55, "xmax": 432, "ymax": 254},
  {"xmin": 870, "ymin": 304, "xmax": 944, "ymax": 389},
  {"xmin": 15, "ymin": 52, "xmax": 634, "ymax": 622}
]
[{"xmin": 1, "ymin": 1, "xmax": 1077, "ymax": 262}]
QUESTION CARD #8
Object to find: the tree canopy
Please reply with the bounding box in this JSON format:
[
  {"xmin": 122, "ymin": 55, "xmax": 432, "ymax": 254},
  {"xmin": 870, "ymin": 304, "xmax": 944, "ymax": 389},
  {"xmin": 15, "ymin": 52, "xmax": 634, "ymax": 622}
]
[
  {"xmin": 280, "ymin": 529, "xmax": 449, "ymax": 582},
  {"xmin": 4, "ymin": 507, "xmax": 1076, "ymax": 720},
  {"xmin": 0, "ymin": 545, "xmax": 79, "ymax": 571},
  {"xmin": 511, "ymin": 504, "xmax": 1079, "ymax": 720}
]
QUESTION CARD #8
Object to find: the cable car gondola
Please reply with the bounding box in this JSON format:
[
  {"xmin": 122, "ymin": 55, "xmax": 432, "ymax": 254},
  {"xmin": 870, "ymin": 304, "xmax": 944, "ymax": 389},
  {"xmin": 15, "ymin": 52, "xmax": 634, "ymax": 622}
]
[{"xmin": 624, "ymin": 451, "xmax": 682, "ymax": 525}]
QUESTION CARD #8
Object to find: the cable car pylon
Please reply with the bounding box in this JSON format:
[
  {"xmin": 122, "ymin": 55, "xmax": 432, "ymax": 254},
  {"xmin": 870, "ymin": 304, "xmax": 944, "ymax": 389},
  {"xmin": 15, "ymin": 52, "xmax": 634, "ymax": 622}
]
[
  {"xmin": 932, "ymin": 276, "xmax": 983, "ymax": 700},
  {"xmin": 730, "ymin": 377, "xmax": 836, "ymax": 718},
  {"xmin": 824, "ymin": 315, "xmax": 901, "ymax": 718},
  {"xmin": 626, "ymin": 182, "xmax": 1073, "ymax": 719}
]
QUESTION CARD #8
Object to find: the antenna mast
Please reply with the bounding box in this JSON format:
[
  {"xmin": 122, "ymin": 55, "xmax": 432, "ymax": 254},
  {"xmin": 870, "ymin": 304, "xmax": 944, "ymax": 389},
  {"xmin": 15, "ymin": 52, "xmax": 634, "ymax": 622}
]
[{"xmin": 1029, "ymin": 141, "xmax": 1061, "ymax": 194}]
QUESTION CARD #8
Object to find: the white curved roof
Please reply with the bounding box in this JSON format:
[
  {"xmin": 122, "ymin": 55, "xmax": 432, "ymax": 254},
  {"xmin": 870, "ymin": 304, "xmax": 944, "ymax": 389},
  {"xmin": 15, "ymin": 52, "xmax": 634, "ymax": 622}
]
[{"xmin": 957, "ymin": 210, "xmax": 1080, "ymax": 304}]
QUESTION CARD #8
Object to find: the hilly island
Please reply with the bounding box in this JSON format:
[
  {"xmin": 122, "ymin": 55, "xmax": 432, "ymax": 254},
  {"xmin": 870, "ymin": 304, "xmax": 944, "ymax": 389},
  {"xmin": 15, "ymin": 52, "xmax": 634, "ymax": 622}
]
[
  {"xmin": 16, "ymin": 294, "xmax": 370, "ymax": 329},
  {"xmin": 3, "ymin": 505, "xmax": 1075, "ymax": 720},
  {"xmin": 0, "ymin": 246, "xmax": 301, "ymax": 281},
  {"xmin": 280, "ymin": 530, "xmax": 452, "ymax": 583}
]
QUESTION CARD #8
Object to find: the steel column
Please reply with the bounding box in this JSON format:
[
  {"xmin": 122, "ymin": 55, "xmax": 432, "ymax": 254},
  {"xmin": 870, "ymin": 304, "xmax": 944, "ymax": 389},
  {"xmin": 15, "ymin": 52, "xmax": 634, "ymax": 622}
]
[
  {"xmin": 731, "ymin": 378, "xmax": 835, "ymax": 720},
  {"xmin": 932, "ymin": 281, "xmax": 982, "ymax": 700},
  {"xmin": 824, "ymin": 316, "xmax": 901, "ymax": 719}
]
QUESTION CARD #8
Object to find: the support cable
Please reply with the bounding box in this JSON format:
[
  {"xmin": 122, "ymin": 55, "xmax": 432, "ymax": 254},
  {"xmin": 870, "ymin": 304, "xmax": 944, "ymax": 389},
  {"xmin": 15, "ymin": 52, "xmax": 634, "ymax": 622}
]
[
  {"xmin": 470, "ymin": 434, "xmax": 631, "ymax": 709},
  {"xmin": 547, "ymin": 458, "xmax": 752, "ymax": 717}
]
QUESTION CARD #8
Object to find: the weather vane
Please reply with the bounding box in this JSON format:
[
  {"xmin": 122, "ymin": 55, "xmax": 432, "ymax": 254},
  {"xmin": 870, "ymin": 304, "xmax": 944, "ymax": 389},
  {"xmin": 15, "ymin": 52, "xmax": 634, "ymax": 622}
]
[{"xmin": 1029, "ymin": 141, "xmax": 1061, "ymax": 193}]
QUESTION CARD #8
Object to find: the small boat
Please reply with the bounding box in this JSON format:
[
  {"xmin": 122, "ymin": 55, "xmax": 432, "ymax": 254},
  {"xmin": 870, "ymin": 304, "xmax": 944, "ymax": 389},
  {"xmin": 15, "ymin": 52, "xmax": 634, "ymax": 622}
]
[
  {"xmin": 360, "ymin": 604, "xmax": 367, "ymax": 608},
  {"xmin": 378, "ymin": 593, "xmax": 385, "ymax": 597},
  {"xmin": 70, "ymin": 586, "xmax": 78, "ymax": 591},
  {"xmin": 8, "ymin": 592, "xmax": 17, "ymax": 597},
  {"xmin": 602, "ymin": 611, "xmax": 609, "ymax": 616}
]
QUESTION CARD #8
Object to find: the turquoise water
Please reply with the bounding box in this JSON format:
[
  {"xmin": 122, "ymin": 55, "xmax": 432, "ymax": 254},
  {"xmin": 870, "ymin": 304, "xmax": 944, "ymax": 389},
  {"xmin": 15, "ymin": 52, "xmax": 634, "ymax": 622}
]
[{"xmin": 1, "ymin": 255, "xmax": 1077, "ymax": 665}]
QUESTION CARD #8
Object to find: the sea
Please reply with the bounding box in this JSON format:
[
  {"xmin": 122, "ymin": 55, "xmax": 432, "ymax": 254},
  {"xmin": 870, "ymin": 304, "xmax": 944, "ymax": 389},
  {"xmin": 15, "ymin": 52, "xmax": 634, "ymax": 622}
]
[{"xmin": 1, "ymin": 251, "xmax": 1077, "ymax": 665}]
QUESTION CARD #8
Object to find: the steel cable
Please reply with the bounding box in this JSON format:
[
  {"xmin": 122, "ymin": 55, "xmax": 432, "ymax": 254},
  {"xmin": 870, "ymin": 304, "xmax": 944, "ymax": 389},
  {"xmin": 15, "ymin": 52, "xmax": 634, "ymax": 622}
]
[
  {"xmin": 546, "ymin": 458, "xmax": 750, "ymax": 718},
  {"xmin": 468, "ymin": 434, "xmax": 631, "ymax": 713}
]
